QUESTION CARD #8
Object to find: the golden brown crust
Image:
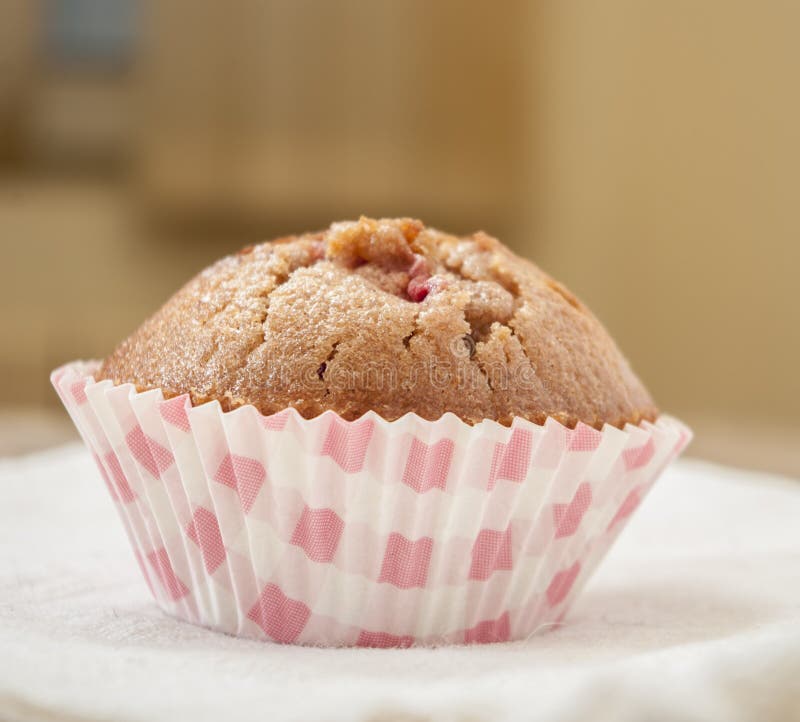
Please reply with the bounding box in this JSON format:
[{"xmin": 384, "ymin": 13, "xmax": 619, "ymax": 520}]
[{"xmin": 97, "ymin": 217, "xmax": 658, "ymax": 428}]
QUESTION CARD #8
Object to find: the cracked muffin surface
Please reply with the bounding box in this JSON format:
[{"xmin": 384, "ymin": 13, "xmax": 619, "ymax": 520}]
[{"xmin": 96, "ymin": 216, "xmax": 657, "ymax": 428}]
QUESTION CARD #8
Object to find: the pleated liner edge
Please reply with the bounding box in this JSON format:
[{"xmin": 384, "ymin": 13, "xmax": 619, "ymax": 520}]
[{"xmin": 52, "ymin": 360, "xmax": 691, "ymax": 647}]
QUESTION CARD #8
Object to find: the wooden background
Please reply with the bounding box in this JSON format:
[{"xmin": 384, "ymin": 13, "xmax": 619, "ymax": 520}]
[{"xmin": 1, "ymin": 1, "xmax": 798, "ymax": 472}]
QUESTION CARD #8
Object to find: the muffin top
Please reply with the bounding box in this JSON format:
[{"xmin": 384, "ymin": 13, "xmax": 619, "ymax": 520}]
[{"xmin": 96, "ymin": 217, "xmax": 657, "ymax": 428}]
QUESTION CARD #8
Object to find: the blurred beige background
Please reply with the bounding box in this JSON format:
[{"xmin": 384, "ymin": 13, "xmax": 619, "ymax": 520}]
[{"xmin": 1, "ymin": 1, "xmax": 798, "ymax": 474}]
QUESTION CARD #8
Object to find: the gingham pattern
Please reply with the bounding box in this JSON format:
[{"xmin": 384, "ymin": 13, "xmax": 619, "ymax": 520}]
[{"xmin": 52, "ymin": 361, "xmax": 692, "ymax": 647}]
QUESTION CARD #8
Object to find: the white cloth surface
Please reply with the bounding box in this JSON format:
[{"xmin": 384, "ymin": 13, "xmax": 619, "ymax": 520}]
[{"xmin": 1, "ymin": 444, "xmax": 798, "ymax": 722}]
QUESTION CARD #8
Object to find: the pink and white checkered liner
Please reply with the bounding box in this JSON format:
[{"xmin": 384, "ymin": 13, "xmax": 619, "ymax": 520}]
[{"xmin": 52, "ymin": 361, "xmax": 691, "ymax": 647}]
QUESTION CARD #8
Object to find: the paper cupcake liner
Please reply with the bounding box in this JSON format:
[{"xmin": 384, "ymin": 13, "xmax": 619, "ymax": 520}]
[{"xmin": 52, "ymin": 361, "xmax": 691, "ymax": 646}]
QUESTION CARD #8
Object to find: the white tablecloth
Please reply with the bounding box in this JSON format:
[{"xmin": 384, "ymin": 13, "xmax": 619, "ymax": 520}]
[{"xmin": 1, "ymin": 444, "xmax": 798, "ymax": 722}]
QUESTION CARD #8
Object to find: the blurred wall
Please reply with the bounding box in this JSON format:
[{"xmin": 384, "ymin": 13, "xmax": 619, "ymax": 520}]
[
  {"xmin": 0, "ymin": 0, "xmax": 36, "ymax": 162},
  {"xmin": 137, "ymin": 0, "xmax": 528, "ymax": 234},
  {"xmin": 529, "ymin": 1, "xmax": 799, "ymax": 467},
  {"xmin": 1, "ymin": 1, "xmax": 798, "ymax": 470}
]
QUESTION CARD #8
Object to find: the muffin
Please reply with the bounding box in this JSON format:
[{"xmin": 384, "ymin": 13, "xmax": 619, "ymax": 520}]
[
  {"xmin": 96, "ymin": 216, "xmax": 657, "ymax": 429},
  {"xmin": 52, "ymin": 217, "xmax": 689, "ymax": 647}
]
